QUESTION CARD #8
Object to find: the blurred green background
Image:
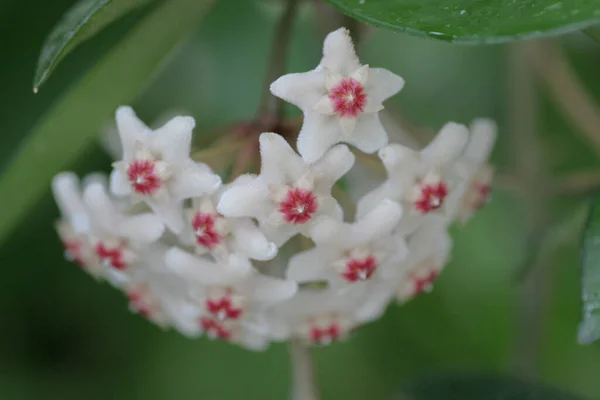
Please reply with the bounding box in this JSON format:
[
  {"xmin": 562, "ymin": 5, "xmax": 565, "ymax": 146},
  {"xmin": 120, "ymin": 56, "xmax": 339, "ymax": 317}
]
[{"xmin": 1, "ymin": 0, "xmax": 600, "ymax": 399}]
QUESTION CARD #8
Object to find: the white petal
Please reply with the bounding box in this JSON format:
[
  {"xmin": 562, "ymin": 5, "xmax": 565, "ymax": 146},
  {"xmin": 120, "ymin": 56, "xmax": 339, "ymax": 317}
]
[
  {"xmin": 224, "ymin": 254, "xmax": 254, "ymax": 278},
  {"xmin": 286, "ymin": 247, "xmax": 334, "ymax": 282},
  {"xmin": 355, "ymin": 285, "xmax": 393, "ymax": 322},
  {"xmin": 147, "ymin": 199, "xmax": 185, "ymax": 234},
  {"xmin": 311, "ymin": 145, "xmax": 355, "ymax": 193},
  {"xmin": 320, "ymin": 28, "xmax": 361, "ymax": 75},
  {"xmin": 165, "ymin": 247, "xmax": 232, "ymax": 285},
  {"xmin": 217, "ymin": 177, "xmax": 271, "ymax": 219},
  {"xmin": 348, "ymin": 199, "xmax": 403, "ymax": 246},
  {"xmin": 170, "ymin": 160, "xmax": 221, "ymax": 200},
  {"xmin": 351, "ymin": 64, "xmax": 369, "ymax": 85},
  {"xmin": 309, "ymin": 216, "xmax": 347, "ymax": 245},
  {"xmin": 313, "ymin": 96, "xmax": 335, "ymax": 115},
  {"xmin": 421, "ymin": 122, "xmax": 469, "ymax": 165},
  {"xmin": 345, "ymin": 113, "xmax": 388, "ymax": 154},
  {"xmin": 247, "ymin": 275, "xmax": 297, "ymax": 303},
  {"xmin": 270, "ymin": 70, "xmax": 325, "ymax": 110},
  {"xmin": 82, "ymin": 183, "xmax": 119, "ymax": 231},
  {"xmin": 259, "ymin": 133, "xmax": 306, "ymax": 184},
  {"xmin": 240, "ymin": 331, "xmax": 270, "ymax": 351},
  {"xmin": 231, "ymin": 220, "xmax": 278, "ymax": 261},
  {"xmin": 52, "ymin": 172, "xmax": 89, "ymax": 233},
  {"xmin": 115, "ymin": 106, "xmax": 149, "ymax": 160},
  {"xmin": 466, "ymin": 118, "xmax": 497, "ymax": 163},
  {"xmin": 356, "ymin": 181, "xmax": 401, "ymax": 219},
  {"xmin": 109, "ymin": 168, "xmax": 131, "ymax": 197},
  {"xmin": 339, "ymin": 116, "xmax": 356, "ymax": 136},
  {"xmin": 297, "ymin": 112, "xmax": 343, "ymax": 163},
  {"xmin": 366, "ymin": 68, "xmax": 405, "ymax": 103},
  {"xmin": 260, "ymin": 222, "xmax": 298, "ymax": 247},
  {"xmin": 150, "ymin": 116, "xmax": 195, "ymax": 163},
  {"xmin": 116, "ymin": 213, "xmax": 164, "ymax": 243}
]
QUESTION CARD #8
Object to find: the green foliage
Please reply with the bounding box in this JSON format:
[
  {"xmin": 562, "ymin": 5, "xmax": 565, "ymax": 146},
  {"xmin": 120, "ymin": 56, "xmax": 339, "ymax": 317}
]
[
  {"xmin": 403, "ymin": 374, "xmax": 584, "ymax": 399},
  {"xmin": 33, "ymin": 0, "xmax": 155, "ymax": 89},
  {"xmin": 0, "ymin": 0, "xmax": 214, "ymax": 245},
  {"xmin": 578, "ymin": 193, "xmax": 600, "ymax": 344},
  {"xmin": 324, "ymin": 0, "xmax": 600, "ymax": 44},
  {"xmin": 583, "ymin": 26, "xmax": 600, "ymax": 43}
]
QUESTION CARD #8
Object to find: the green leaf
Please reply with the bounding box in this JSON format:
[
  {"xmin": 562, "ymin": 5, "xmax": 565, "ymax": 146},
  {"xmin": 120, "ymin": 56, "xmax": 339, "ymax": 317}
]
[
  {"xmin": 324, "ymin": 0, "xmax": 600, "ymax": 44},
  {"xmin": 403, "ymin": 374, "xmax": 584, "ymax": 400},
  {"xmin": 584, "ymin": 25, "xmax": 600, "ymax": 43},
  {"xmin": 33, "ymin": 0, "xmax": 155, "ymax": 89},
  {"xmin": 0, "ymin": 0, "xmax": 214, "ymax": 244},
  {"xmin": 578, "ymin": 193, "xmax": 600, "ymax": 344}
]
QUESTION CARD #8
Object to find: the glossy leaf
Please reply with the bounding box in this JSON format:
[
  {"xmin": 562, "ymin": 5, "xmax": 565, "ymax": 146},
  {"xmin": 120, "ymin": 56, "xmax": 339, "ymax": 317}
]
[
  {"xmin": 0, "ymin": 0, "xmax": 214, "ymax": 244},
  {"xmin": 33, "ymin": 0, "xmax": 155, "ymax": 89},
  {"xmin": 578, "ymin": 192, "xmax": 600, "ymax": 344},
  {"xmin": 324, "ymin": 0, "xmax": 600, "ymax": 44},
  {"xmin": 404, "ymin": 374, "xmax": 583, "ymax": 400}
]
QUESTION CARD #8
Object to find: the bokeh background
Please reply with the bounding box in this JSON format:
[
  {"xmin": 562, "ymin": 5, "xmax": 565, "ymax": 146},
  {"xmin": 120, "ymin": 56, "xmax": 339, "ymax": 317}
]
[{"xmin": 1, "ymin": 0, "xmax": 600, "ymax": 399}]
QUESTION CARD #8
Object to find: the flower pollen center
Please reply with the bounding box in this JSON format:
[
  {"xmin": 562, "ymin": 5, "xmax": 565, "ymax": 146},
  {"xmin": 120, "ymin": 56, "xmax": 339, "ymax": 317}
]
[
  {"xmin": 412, "ymin": 269, "xmax": 439, "ymax": 295},
  {"xmin": 62, "ymin": 239, "xmax": 84, "ymax": 266},
  {"xmin": 310, "ymin": 323, "xmax": 341, "ymax": 345},
  {"xmin": 328, "ymin": 78, "xmax": 367, "ymax": 118},
  {"xmin": 200, "ymin": 317, "xmax": 232, "ymax": 340},
  {"xmin": 95, "ymin": 242, "xmax": 128, "ymax": 270},
  {"xmin": 279, "ymin": 187, "xmax": 318, "ymax": 224},
  {"xmin": 127, "ymin": 159, "xmax": 162, "ymax": 196},
  {"xmin": 414, "ymin": 181, "xmax": 448, "ymax": 213},
  {"xmin": 206, "ymin": 292, "xmax": 244, "ymax": 321},
  {"xmin": 341, "ymin": 255, "xmax": 378, "ymax": 282},
  {"xmin": 192, "ymin": 212, "xmax": 222, "ymax": 249}
]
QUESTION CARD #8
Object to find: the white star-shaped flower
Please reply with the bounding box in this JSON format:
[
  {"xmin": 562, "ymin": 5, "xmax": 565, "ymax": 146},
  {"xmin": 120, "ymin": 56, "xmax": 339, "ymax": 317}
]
[
  {"xmin": 181, "ymin": 176, "xmax": 277, "ymax": 261},
  {"xmin": 109, "ymin": 106, "xmax": 221, "ymax": 233},
  {"xmin": 286, "ymin": 199, "xmax": 406, "ymax": 289},
  {"xmin": 217, "ymin": 132, "xmax": 354, "ymax": 246},
  {"xmin": 357, "ymin": 122, "xmax": 469, "ymax": 234},
  {"xmin": 270, "ymin": 28, "xmax": 405, "ymax": 163}
]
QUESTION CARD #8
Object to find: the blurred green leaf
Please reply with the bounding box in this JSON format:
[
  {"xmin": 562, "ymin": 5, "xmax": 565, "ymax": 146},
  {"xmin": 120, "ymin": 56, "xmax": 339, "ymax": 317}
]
[
  {"xmin": 324, "ymin": 0, "xmax": 600, "ymax": 44},
  {"xmin": 583, "ymin": 25, "xmax": 600, "ymax": 43},
  {"xmin": 0, "ymin": 0, "xmax": 214, "ymax": 245},
  {"xmin": 403, "ymin": 374, "xmax": 583, "ymax": 400},
  {"xmin": 33, "ymin": 0, "xmax": 156, "ymax": 89},
  {"xmin": 578, "ymin": 192, "xmax": 600, "ymax": 344}
]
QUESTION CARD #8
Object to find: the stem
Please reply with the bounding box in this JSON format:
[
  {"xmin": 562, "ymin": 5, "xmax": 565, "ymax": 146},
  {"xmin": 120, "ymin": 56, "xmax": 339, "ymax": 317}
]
[
  {"xmin": 531, "ymin": 40, "xmax": 600, "ymax": 157},
  {"xmin": 289, "ymin": 340, "xmax": 319, "ymax": 400},
  {"xmin": 509, "ymin": 41, "xmax": 552, "ymax": 378},
  {"xmin": 258, "ymin": 0, "xmax": 300, "ymax": 123}
]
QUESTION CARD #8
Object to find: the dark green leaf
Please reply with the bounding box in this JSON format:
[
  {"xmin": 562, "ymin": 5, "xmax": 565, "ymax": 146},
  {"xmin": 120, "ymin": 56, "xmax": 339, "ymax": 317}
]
[
  {"xmin": 0, "ymin": 0, "xmax": 214, "ymax": 244},
  {"xmin": 402, "ymin": 373, "xmax": 584, "ymax": 400},
  {"xmin": 324, "ymin": 0, "xmax": 600, "ymax": 44},
  {"xmin": 579, "ymin": 192, "xmax": 600, "ymax": 344},
  {"xmin": 33, "ymin": 0, "xmax": 155, "ymax": 89},
  {"xmin": 584, "ymin": 25, "xmax": 600, "ymax": 43}
]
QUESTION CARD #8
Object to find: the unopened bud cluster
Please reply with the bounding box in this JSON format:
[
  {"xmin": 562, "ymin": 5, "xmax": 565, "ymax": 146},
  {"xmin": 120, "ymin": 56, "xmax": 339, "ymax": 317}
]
[{"xmin": 52, "ymin": 28, "xmax": 496, "ymax": 350}]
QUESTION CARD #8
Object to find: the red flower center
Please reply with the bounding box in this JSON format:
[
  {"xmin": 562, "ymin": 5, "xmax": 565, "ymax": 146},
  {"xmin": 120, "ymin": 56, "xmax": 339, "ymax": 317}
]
[
  {"xmin": 62, "ymin": 240, "xmax": 84, "ymax": 266},
  {"xmin": 127, "ymin": 290, "xmax": 153, "ymax": 318},
  {"xmin": 279, "ymin": 188, "xmax": 318, "ymax": 224},
  {"xmin": 328, "ymin": 78, "xmax": 367, "ymax": 118},
  {"xmin": 412, "ymin": 269, "xmax": 439, "ymax": 295},
  {"xmin": 341, "ymin": 255, "xmax": 378, "ymax": 282},
  {"xmin": 310, "ymin": 323, "xmax": 341, "ymax": 345},
  {"xmin": 414, "ymin": 181, "xmax": 448, "ymax": 214},
  {"xmin": 200, "ymin": 317, "xmax": 232, "ymax": 340},
  {"xmin": 95, "ymin": 242, "xmax": 128, "ymax": 270},
  {"xmin": 206, "ymin": 293, "xmax": 243, "ymax": 321},
  {"xmin": 127, "ymin": 160, "xmax": 161, "ymax": 195},
  {"xmin": 192, "ymin": 212, "xmax": 222, "ymax": 249},
  {"xmin": 472, "ymin": 182, "xmax": 491, "ymax": 211}
]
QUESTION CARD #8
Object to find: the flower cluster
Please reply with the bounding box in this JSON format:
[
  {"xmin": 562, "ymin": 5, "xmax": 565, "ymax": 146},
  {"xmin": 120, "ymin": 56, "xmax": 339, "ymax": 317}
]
[{"xmin": 52, "ymin": 28, "xmax": 496, "ymax": 350}]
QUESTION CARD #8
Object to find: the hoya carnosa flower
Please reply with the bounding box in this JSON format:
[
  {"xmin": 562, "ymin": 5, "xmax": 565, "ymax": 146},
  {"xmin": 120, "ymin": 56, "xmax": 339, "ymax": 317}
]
[
  {"xmin": 270, "ymin": 28, "xmax": 404, "ymax": 163},
  {"xmin": 391, "ymin": 216, "xmax": 452, "ymax": 303},
  {"xmin": 82, "ymin": 182, "xmax": 165, "ymax": 281},
  {"xmin": 52, "ymin": 172, "xmax": 100, "ymax": 276},
  {"xmin": 286, "ymin": 199, "xmax": 406, "ymax": 288},
  {"xmin": 109, "ymin": 106, "xmax": 221, "ymax": 233},
  {"xmin": 357, "ymin": 122, "xmax": 469, "ymax": 234},
  {"xmin": 451, "ymin": 119, "xmax": 497, "ymax": 224},
  {"xmin": 181, "ymin": 176, "xmax": 277, "ymax": 261},
  {"xmin": 217, "ymin": 133, "xmax": 354, "ymax": 246}
]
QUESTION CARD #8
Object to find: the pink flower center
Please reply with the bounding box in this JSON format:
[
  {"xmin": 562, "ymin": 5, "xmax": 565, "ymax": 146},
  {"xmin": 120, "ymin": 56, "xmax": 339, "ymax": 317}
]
[
  {"xmin": 95, "ymin": 242, "xmax": 128, "ymax": 270},
  {"xmin": 206, "ymin": 293, "xmax": 243, "ymax": 321},
  {"xmin": 472, "ymin": 182, "xmax": 491, "ymax": 211},
  {"xmin": 127, "ymin": 160, "xmax": 161, "ymax": 195},
  {"xmin": 62, "ymin": 240, "xmax": 84, "ymax": 266},
  {"xmin": 200, "ymin": 317, "xmax": 231, "ymax": 340},
  {"xmin": 328, "ymin": 78, "xmax": 367, "ymax": 118},
  {"xmin": 341, "ymin": 256, "xmax": 378, "ymax": 282},
  {"xmin": 310, "ymin": 323, "xmax": 341, "ymax": 345},
  {"xmin": 279, "ymin": 188, "xmax": 318, "ymax": 224},
  {"xmin": 127, "ymin": 290, "xmax": 153, "ymax": 318},
  {"xmin": 192, "ymin": 212, "xmax": 222, "ymax": 249},
  {"xmin": 414, "ymin": 181, "xmax": 448, "ymax": 214},
  {"xmin": 412, "ymin": 269, "xmax": 439, "ymax": 295}
]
